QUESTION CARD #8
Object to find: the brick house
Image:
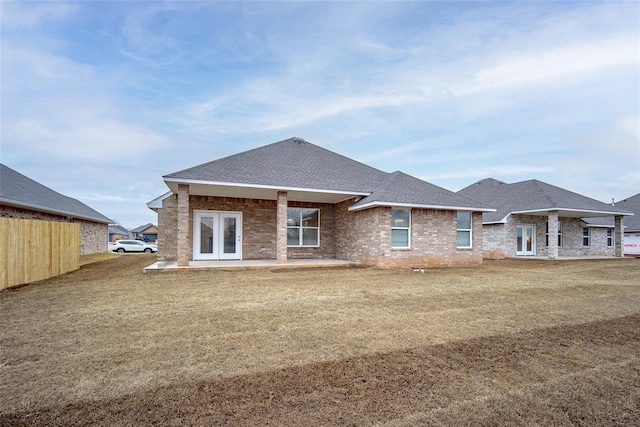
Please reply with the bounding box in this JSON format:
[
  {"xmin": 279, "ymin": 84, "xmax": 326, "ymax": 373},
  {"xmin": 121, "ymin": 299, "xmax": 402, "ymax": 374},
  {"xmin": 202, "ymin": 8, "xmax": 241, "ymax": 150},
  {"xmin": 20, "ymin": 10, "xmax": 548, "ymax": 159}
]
[
  {"xmin": 0, "ymin": 163, "xmax": 111, "ymax": 255},
  {"xmin": 457, "ymin": 178, "xmax": 633, "ymax": 259},
  {"xmin": 130, "ymin": 223, "xmax": 158, "ymax": 243},
  {"xmin": 148, "ymin": 137, "xmax": 494, "ymax": 268},
  {"xmin": 582, "ymin": 193, "xmax": 640, "ymax": 256}
]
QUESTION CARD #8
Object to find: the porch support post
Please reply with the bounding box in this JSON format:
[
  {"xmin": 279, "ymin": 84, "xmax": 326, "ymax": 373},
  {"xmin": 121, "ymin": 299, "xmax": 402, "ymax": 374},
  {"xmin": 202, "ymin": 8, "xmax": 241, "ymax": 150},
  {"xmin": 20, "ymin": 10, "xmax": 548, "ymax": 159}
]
[
  {"xmin": 548, "ymin": 210, "xmax": 559, "ymax": 259},
  {"xmin": 177, "ymin": 184, "xmax": 190, "ymax": 266},
  {"xmin": 614, "ymin": 215, "xmax": 624, "ymax": 257},
  {"xmin": 276, "ymin": 191, "xmax": 288, "ymax": 264}
]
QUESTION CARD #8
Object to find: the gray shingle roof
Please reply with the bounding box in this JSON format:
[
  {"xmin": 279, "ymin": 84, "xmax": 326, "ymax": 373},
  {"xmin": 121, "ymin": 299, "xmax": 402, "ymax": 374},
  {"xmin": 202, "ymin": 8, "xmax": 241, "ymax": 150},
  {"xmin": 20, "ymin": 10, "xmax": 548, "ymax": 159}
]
[
  {"xmin": 616, "ymin": 194, "xmax": 640, "ymax": 231},
  {"xmin": 130, "ymin": 223, "xmax": 156, "ymax": 233},
  {"xmin": 165, "ymin": 137, "xmax": 387, "ymax": 193},
  {"xmin": 458, "ymin": 178, "xmax": 633, "ymax": 223},
  {"xmin": 164, "ymin": 138, "xmax": 492, "ymax": 211},
  {"xmin": 351, "ymin": 171, "xmax": 494, "ymax": 211},
  {"xmin": 584, "ymin": 193, "xmax": 640, "ymax": 230},
  {"xmin": 109, "ymin": 224, "xmax": 130, "ymax": 235},
  {"xmin": 0, "ymin": 163, "xmax": 111, "ymax": 224}
]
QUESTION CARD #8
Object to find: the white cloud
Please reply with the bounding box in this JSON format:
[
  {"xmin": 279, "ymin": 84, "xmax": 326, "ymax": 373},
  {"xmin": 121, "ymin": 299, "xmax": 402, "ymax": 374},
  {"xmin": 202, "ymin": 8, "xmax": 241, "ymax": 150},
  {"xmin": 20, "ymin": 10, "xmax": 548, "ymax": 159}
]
[
  {"xmin": 453, "ymin": 34, "xmax": 639, "ymax": 96},
  {"xmin": 0, "ymin": 2, "xmax": 78, "ymax": 28}
]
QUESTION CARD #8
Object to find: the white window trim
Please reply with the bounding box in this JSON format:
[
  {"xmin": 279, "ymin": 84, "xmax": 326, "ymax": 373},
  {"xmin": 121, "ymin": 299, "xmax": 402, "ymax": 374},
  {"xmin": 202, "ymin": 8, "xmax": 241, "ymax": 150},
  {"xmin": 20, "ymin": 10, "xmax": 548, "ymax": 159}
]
[
  {"xmin": 457, "ymin": 211, "xmax": 473, "ymax": 248},
  {"xmin": 582, "ymin": 227, "xmax": 590, "ymax": 248},
  {"xmin": 287, "ymin": 208, "xmax": 320, "ymax": 247},
  {"xmin": 606, "ymin": 228, "xmax": 614, "ymax": 247},
  {"xmin": 391, "ymin": 208, "xmax": 411, "ymax": 248}
]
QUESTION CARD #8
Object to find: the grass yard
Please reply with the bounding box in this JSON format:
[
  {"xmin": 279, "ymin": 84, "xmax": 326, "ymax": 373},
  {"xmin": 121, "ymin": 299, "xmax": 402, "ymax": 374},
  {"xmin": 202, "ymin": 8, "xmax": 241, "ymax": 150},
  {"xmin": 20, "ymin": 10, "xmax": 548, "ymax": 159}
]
[{"xmin": 1, "ymin": 255, "xmax": 639, "ymax": 426}]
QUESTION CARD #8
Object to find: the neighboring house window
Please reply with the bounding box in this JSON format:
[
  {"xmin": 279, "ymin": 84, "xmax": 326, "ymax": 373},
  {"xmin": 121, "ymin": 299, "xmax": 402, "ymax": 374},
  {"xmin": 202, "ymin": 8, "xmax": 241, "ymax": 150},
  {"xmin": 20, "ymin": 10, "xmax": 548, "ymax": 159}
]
[
  {"xmin": 391, "ymin": 208, "xmax": 410, "ymax": 248},
  {"xmin": 607, "ymin": 229, "xmax": 614, "ymax": 247},
  {"xmin": 287, "ymin": 208, "xmax": 319, "ymax": 247},
  {"xmin": 545, "ymin": 221, "xmax": 562, "ymax": 247},
  {"xmin": 582, "ymin": 227, "xmax": 590, "ymax": 247},
  {"xmin": 457, "ymin": 211, "xmax": 472, "ymax": 248}
]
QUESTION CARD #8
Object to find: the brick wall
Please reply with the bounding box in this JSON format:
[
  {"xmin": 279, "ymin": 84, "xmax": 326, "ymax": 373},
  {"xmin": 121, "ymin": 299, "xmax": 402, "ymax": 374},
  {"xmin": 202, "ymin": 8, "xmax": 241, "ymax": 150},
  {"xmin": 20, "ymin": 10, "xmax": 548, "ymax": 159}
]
[
  {"xmin": 483, "ymin": 214, "xmax": 616, "ymax": 258},
  {"xmin": 336, "ymin": 201, "xmax": 483, "ymax": 267},
  {"xmin": 0, "ymin": 205, "xmax": 108, "ymax": 255},
  {"xmin": 158, "ymin": 195, "xmax": 484, "ymax": 267},
  {"xmin": 158, "ymin": 195, "xmax": 338, "ymax": 262}
]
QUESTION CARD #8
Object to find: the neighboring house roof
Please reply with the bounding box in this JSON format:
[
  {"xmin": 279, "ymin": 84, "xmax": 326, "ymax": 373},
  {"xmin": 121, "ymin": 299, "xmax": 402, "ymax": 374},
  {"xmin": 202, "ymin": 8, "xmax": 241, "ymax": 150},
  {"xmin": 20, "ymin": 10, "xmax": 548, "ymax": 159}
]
[
  {"xmin": 130, "ymin": 223, "xmax": 157, "ymax": 233},
  {"xmin": 350, "ymin": 171, "xmax": 493, "ymax": 212},
  {"xmin": 108, "ymin": 224, "xmax": 130, "ymax": 235},
  {"xmin": 615, "ymin": 194, "xmax": 640, "ymax": 231},
  {"xmin": 458, "ymin": 178, "xmax": 633, "ymax": 223},
  {"xmin": 0, "ymin": 163, "xmax": 112, "ymax": 224},
  {"xmin": 160, "ymin": 138, "xmax": 493, "ymax": 212},
  {"xmin": 583, "ymin": 193, "xmax": 640, "ymax": 230}
]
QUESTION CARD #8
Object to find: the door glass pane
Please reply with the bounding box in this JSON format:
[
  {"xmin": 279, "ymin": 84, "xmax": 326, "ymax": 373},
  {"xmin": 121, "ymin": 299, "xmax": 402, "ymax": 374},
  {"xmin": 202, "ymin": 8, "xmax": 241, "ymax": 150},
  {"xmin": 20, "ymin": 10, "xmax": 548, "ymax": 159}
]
[
  {"xmin": 517, "ymin": 227, "xmax": 523, "ymax": 252},
  {"xmin": 302, "ymin": 228, "xmax": 318, "ymax": 246},
  {"xmin": 200, "ymin": 217, "xmax": 214, "ymax": 254},
  {"xmin": 526, "ymin": 228, "xmax": 533, "ymax": 252},
  {"xmin": 223, "ymin": 217, "xmax": 236, "ymax": 254}
]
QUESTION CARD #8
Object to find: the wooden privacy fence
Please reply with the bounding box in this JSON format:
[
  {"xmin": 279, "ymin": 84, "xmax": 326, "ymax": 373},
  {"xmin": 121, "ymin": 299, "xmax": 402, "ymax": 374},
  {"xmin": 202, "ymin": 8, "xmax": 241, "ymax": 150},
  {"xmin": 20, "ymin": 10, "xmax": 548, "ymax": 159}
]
[{"xmin": 0, "ymin": 218, "xmax": 80, "ymax": 289}]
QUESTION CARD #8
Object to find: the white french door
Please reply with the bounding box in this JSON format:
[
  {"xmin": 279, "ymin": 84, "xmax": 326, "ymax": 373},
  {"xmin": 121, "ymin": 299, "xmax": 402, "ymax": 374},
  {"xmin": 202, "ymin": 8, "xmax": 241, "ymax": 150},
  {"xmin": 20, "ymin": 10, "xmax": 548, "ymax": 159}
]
[
  {"xmin": 193, "ymin": 211, "xmax": 242, "ymax": 260},
  {"xmin": 516, "ymin": 225, "xmax": 536, "ymax": 256}
]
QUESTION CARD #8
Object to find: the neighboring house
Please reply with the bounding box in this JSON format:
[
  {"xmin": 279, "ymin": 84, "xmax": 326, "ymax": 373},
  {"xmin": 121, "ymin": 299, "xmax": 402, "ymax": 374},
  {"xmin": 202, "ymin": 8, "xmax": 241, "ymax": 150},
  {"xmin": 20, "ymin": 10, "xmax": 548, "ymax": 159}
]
[
  {"xmin": 147, "ymin": 137, "xmax": 494, "ymax": 268},
  {"xmin": 583, "ymin": 193, "xmax": 640, "ymax": 256},
  {"xmin": 108, "ymin": 224, "xmax": 130, "ymax": 242},
  {"xmin": 0, "ymin": 163, "xmax": 111, "ymax": 255},
  {"xmin": 130, "ymin": 223, "xmax": 158, "ymax": 243},
  {"xmin": 457, "ymin": 178, "xmax": 633, "ymax": 259}
]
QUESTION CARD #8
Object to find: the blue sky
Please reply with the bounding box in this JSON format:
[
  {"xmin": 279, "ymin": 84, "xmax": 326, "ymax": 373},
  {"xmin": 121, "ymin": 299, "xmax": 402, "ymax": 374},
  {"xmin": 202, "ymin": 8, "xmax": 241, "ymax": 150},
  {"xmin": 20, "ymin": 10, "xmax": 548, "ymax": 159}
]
[{"xmin": 2, "ymin": 1, "xmax": 639, "ymax": 229}]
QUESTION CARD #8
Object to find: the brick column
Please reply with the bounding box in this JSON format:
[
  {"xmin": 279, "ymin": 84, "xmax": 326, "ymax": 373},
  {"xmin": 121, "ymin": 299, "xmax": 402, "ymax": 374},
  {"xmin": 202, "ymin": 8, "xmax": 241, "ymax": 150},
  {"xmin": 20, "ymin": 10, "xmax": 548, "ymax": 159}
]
[
  {"xmin": 548, "ymin": 211, "xmax": 559, "ymax": 259},
  {"xmin": 177, "ymin": 184, "xmax": 190, "ymax": 266},
  {"xmin": 614, "ymin": 215, "xmax": 624, "ymax": 257},
  {"xmin": 277, "ymin": 191, "xmax": 288, "ymax": 264}
]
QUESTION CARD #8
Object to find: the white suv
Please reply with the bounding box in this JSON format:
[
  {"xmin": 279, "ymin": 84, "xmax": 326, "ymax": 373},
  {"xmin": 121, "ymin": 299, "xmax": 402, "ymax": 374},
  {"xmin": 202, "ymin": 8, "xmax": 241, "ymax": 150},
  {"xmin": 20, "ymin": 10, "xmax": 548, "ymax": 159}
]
[{"xmin": 111, "ymin": 240, "xmax": 158, "ymax": 253}]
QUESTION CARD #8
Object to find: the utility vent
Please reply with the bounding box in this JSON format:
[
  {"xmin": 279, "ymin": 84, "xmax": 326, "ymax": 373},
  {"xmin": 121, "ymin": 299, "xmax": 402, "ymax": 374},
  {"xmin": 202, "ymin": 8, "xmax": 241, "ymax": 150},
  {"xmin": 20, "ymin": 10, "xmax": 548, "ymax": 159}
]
[{"xmin": 293, "ymin": 137, "xmax": 306, "ymax": 144}]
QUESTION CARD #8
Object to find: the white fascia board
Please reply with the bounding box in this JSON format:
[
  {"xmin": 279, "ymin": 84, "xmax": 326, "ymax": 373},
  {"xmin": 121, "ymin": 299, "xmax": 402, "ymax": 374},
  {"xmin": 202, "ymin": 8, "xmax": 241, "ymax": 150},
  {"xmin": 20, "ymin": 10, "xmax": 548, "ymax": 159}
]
[
  {"xmin": 146, "ymin": 191, "xmax": 172, "ymax": 209},
  {"xmin": 163, "ymin": 177, "xmax": 371, "ymax": 197},
  {"xmin": 348, "ymin": 201, "xmax": 496, "ymax": 212},
  {"xmin": 511, "ymin": 208, "xmax": 634, "ymax": 216}
]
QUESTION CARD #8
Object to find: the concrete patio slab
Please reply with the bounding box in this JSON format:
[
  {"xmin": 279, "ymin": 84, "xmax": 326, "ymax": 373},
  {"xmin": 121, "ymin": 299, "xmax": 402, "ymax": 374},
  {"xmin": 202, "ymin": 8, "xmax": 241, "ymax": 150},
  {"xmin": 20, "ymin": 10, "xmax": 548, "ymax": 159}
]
[{"xmin": 144, "ymin": 258, "xmax": 357, "ymax": 272}]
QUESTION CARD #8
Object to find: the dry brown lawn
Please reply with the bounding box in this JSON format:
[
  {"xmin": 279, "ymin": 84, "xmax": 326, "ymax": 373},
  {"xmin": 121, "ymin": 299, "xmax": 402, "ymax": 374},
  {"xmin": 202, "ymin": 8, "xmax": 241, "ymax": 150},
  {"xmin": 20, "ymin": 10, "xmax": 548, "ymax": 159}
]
[{"xmin": 1, "ymin": 254, "xmax": 639, "ymax": 426}]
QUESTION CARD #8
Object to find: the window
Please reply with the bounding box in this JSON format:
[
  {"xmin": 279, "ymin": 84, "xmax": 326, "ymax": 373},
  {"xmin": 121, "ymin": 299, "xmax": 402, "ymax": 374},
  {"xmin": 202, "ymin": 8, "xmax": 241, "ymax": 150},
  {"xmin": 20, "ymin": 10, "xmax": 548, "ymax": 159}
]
[
  {"xmin": 287, "ymin": 208, "xmax": 319, "ymax": 247},
  {"xmin": 607, "ymin": 229, "xmax": 614, "ymax": 247},
  {"xmin": 391, "ymin": 208, "xmax": 410, "ymax": 248},
  {"xmin": 582, "ymin": 227, "xmax": 590, "ymax": 247},
  {"xmin": 545, "ymin": 221, "xmax": 562, "ymax": 247},
  {"xmin": 457, "ymin": 211, "xmax": 472, "ymax": 248}
]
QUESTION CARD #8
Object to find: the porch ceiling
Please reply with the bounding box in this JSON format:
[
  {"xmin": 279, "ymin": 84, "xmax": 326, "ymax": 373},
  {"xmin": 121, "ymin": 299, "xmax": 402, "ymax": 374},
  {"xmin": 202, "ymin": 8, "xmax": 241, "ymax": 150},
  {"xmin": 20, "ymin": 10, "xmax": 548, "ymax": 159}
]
[{"xmin": 165, "ymin": 181, "xmax": 365, "ymax": 204}]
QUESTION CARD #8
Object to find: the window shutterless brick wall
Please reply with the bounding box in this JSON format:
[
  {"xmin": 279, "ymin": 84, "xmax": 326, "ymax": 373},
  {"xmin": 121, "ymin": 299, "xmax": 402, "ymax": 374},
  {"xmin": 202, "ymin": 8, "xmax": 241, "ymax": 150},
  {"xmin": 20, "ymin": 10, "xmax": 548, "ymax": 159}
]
[
  {"xmin": 158, "ymin": 195, "xmax": 483, "ymax": 267},
  {"xmin": 336, "ymin": 200, "xmax": 484, "ymax": 267},
  {"xmin": 158, "ymin": 195, "xmax": 338, "ymax": 262},
  {"xmin": 0, "ymin": 205, "xmax": 107, "ymax": 255}
]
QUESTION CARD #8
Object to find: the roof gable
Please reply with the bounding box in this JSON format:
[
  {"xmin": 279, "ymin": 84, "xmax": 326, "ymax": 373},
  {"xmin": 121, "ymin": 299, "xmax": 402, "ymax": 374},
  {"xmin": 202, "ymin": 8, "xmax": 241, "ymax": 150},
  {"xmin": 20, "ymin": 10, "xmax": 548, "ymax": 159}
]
[
  {"xmin": 614, "ymin": 193, "xmax": 640, "ymax": 230},
  {"xmin": 351, "ymin": 171, "xmax": 494, "ymax": 211},
  {"xmin": 162, "ymin": 138, "xmax": 492, "ymax": 212},
  {"xmin": 165, "ymin": 137, "xmax": 388, "ymax": 193},
  {"xmin": 0, "ymin": 164, "xmax": 111, "ymax": 224},
  {"xmin": 458, "ymin": 178, "xmax": 632, "ymax": 222}
]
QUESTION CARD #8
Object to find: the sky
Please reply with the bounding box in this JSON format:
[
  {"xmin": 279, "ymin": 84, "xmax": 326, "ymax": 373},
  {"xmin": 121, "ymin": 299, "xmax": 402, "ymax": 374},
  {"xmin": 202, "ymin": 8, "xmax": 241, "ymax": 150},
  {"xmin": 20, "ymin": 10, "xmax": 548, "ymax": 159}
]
[{"xmin": 1, "ymin": 1, "xmax": 639, "ymax": 229}]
